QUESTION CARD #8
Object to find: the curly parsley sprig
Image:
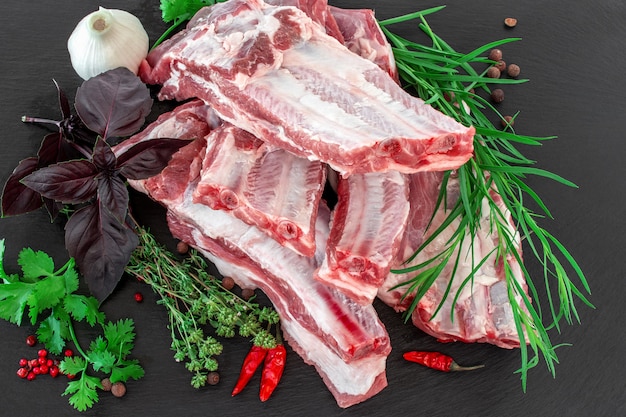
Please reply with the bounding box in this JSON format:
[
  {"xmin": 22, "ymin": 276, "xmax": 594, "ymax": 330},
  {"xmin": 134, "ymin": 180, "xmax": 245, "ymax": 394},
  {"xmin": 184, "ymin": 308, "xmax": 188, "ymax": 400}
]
[
  {"xmin": 379, "ymin": 7, "xmax": 593, "ymax": 389},
  {"xmin": 125, "ymin": 226, "xmax": 279, "ymax": 388},
  {"xmin": 0, "ymin": 240, "xmax": 144, "ymax": 411}
]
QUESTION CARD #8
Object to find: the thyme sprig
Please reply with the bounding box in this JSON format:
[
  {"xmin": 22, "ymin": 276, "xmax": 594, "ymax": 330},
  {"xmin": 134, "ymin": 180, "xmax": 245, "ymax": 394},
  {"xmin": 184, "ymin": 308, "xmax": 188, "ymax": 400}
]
[
  {"xmin": 125, "ymin": 226, "xmax": 279, "ymax": 388},
  {"xmin": 379, "ymin": 7, "xmax": 593, "ymax": 389}
]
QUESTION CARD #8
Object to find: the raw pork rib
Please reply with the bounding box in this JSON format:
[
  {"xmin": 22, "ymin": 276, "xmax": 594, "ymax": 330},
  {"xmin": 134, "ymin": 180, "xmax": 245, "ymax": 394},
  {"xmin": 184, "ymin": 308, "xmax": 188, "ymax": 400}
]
[
  {"xmin": 126, "ymin": 110, "xmax": 392, "ymax": 407},
  {"xmin": 193, "ymin": 123, "xmax": 326, "ymax": 257},
  {"xmin": 328, "ymin": 5, "xmax": 399, "ymax": 82},
  {"xmin": 113, "ymin": 99, "xmax": 217, "ymax": 157},
  {"xmin": 379, "ymin": 175, "xmax": 528, "ymax": 349},
  {"xmin": 140, "ymin": 0, "xmax": 475, "ymax": 175},
  {"xmin": 315, "ymin": 171, "xmax": 410, "ymax": 305}
]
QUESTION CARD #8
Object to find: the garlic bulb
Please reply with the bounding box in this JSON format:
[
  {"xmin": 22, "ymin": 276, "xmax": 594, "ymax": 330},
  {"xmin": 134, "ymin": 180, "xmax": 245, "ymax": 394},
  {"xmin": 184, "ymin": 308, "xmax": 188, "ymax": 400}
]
[{"xmin": 68, "ymin": 7, "xmax": 149, "ymax": 80}]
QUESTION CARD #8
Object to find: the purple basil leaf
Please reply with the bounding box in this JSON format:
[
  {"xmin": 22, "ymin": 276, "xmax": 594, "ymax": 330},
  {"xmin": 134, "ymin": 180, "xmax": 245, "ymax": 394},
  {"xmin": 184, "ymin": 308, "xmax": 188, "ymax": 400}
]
[
  {"xmin": 43, "ymin": 197, "xmax": 63, "ymax": 222},
  {"xmin": 117, "ymin": 138, "xmax": 189, "ymax": 180},
  {"xmin": 64, "ymin": 202, "xmax": 138, "ymax": 302},
  {"xmin": 75, "ymin": 67, "xmax": 153, "ymax": 139},
  {"xmin": 21, "ymin": 160, "xmax": 98, "ymax": 204},
  {"xmin": 53, "ymin": 79, "xmax": 71, "ymax": 120},
  {"xmin": 38, "ymin": 132, "xmax": 83, "ymax": 167},
  {"xmin": 92, "ymin": 137, "xmax": 117, "ymax": 171},
  {"xmin": 1, "ymin": 157, "xmax": 43, "ymax": 217},
  {"xmin": 97, "ymin": 174, "xmax": 129, "ymax": 223}
]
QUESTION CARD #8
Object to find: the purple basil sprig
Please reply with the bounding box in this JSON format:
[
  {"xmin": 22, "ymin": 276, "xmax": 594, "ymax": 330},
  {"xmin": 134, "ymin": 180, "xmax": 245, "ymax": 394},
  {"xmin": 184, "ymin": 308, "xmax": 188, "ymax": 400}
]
[{"xmin": 1, "ymin": 67, "xmax": 188, "ymax": 301}]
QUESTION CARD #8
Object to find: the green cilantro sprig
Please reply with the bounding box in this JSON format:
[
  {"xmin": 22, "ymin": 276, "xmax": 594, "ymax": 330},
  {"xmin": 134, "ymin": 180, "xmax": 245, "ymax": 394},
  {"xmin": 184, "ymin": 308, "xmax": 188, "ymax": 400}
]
[
  {"xmin": 0, "ymin": 240, "xmax": 144, "ymax": 411},
  {"xmin": 153, "ymin": 0, "xmax": 228, "ymax": 49}
]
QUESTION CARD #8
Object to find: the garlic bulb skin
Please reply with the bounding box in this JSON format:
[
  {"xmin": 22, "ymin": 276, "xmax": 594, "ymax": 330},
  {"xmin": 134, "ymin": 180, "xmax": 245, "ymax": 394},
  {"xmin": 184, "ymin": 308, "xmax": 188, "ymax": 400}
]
[{"xmin": 68, "ymin": 7, "xmax": 149, "ymax": 80}]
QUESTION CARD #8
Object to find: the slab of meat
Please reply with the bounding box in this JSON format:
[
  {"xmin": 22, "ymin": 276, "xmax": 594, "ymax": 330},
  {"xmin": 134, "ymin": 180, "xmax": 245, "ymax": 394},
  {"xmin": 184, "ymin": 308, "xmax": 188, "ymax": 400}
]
[
  {"xmin": 140, "ymin": 0, "xmax": 475, "ymax": 175},
  {"xmin": 126, "ymin": 114, "xmax": 391, "ymax": 407},
  {"xmin": 328, "ymin": 5, "xmax": 399, "ymax": 82},
  {"xmin": 113, "ymin": 98, "xmax": 217, "ymax": 157},
  {"xmin": 315, "ymin": 171, "xmax": 410, "ymax": 305},
  {"xmin": 167, "ymin": 208, "xmax": 390, "ymax": 407},
  {"xmin": 264, "ymin": 0, "xmax": 345, "ymax": 43},
  {"xmin": 378, "ymin": 174, "xmax": 528, "ymax": 349},
  {"xmin": 193, "ymin": 123, "xmax": 326, "ymax": 257}
]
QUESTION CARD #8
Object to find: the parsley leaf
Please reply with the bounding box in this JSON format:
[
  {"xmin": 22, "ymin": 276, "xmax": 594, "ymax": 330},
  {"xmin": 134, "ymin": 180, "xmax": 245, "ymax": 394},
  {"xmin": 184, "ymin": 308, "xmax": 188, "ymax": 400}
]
[{"xmin": 18, "ymin": 247, "xmax": 55, "ymax": 281}]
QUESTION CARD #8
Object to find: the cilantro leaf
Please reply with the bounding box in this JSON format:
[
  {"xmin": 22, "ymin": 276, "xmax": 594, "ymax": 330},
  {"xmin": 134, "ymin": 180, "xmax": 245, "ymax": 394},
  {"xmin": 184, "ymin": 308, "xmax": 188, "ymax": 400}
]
[
  {"xmin": 61, "ymin": 259, "xmax": 80, "ymax": 294},
  {"xmin": 63, "ymin": 294, "xmax": 105, "ymax": 326},
  {"xmin": 37, "ymin": 310, "xmax": 70, "ymax": 354},
  {"xmin": 111, "ymin": 359, "xmax": 145, "ymax": 383},
  {"xmin": 18, "ymin": 247, "xmax": 55, "ymax": 281},
  {"xmin": 60, "ymin": 355, "xmax": 87, "ymax": 376},
  {"xmin": 62, "ymin": 374, "xmax": 101, "ymax": 412},
  {"xmin": 160, "ymin": 0, "xmax": 212, "ymax": 23},
  {"xmin": 0, "ymin": 240, "xmax": 20, "ymax": 283},
  {"xmin": 27, "ymin": 274, "xmax": 67, "ymax": 324},
  {"xmin": 0, "ymin": 281, "xmax": 33, "ymax": 324},
  {"xmin": 88, "ymin": 335, "xmax": 108, "ymax": 354},
  {"xmin": 104, "ymin": 318, "xmax": 136, "ymax": 358},
  {"xmin": 89, "ymin": 349, "xmax": 117, "ymax": 373}
]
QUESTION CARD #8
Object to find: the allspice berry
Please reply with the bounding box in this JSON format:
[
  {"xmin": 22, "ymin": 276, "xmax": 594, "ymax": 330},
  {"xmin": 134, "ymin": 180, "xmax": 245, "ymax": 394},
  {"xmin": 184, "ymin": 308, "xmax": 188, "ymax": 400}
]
[
  {"xmin": 504, "ymin": 17, "xmax": 518, "ymax": 28},
  {"xmin": 101, "ymin": 378, "xmax": 112, "ymax": 391},
  {"xmin": 221, "ymin": 276, "xmax": 236, "ymax": 290},
  {"xmin": 507, "ymin": 64, "xmax": 521, "ymax": 78},
  {"xmin": 176, "ymin": 241, "xmax": 189, "ymax": 254},
  {"xmin": 488, "ymin": 48, "xmax": 503, "ymax": 61},
  {"xmin": 111, "ymin": 381, "xmax": 127, "ymax": 398},
  {"xmin": 501, "ymin": 115, "xmax": 514, "ymax": 128},
  {"xmin": 207, "ymin": 371, "xmax": 220, "ymax": 385},
  {"xmin": 495, "ymin": 60, "xmax": 506, "ymax": 72},
  {"xmin": 491, "ymin": 88, "xmax": 505, "ymax": 103},
  {"xmin": 486, "ymin": 66, "xmax": 501, "ymax": 79},
  {"xmin": 241, "ymin": 288, "xmax": 255, "ymax": 300}
]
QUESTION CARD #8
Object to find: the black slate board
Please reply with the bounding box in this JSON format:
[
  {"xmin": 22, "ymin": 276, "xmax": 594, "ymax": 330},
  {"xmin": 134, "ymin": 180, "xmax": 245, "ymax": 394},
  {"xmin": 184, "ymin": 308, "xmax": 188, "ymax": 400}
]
[{"xmin": 0, "ymin": 1, "xmax": 623, "ymax": 416}]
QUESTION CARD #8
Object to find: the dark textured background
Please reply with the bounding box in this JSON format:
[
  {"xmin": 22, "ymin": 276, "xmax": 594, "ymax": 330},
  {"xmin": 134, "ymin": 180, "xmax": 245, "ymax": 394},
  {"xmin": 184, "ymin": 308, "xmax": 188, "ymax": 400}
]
[{"xmin": 0, "ymin": 1, "xmax": 623, "ymax": 416}]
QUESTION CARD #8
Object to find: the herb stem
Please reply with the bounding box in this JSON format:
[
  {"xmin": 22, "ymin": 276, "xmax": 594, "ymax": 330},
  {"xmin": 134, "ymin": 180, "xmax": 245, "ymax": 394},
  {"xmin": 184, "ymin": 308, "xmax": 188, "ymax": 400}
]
[{"xmin": 21, "ymin": 115, "xmax": 60, "ymax": 126}]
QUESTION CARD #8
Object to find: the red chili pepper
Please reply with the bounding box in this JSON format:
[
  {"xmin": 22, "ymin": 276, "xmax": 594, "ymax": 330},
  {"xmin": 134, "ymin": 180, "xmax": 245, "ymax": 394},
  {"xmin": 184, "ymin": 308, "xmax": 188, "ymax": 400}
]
[
  {"xmin": 259, "ymin": 335, "xmax": 286, "ymax": 402},
  {"xmin": 231, "ymin": 345, "xmax": 268, "ymax": 397},
  {"xmin": 258, "ymin": 345, "xmax": 286, "ymax": 402},
  {"xmin": 403, "ymin": 351, "xmax": 484, "ymax": 372}
]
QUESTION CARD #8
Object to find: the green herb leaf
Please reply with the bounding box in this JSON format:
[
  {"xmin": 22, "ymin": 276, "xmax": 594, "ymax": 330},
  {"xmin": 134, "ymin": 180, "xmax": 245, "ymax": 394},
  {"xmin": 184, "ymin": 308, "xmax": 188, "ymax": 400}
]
[
  {"xmin": 0, "ymin": 240, "xmax": 20, "ymax": 284},
  {"xmin": 62, "ymin": 374, "xmax": 101, "ymax": 412},
  {"xmin": 37, "ymin": 310, "xmax": 70, "ymax": 354},
  {"xmin": 89, "ymin": 349, "xmax": 117, "ymax": 373},
  {"xmin": 27, "ymin": 274, "xmax": 66, "ymax": 324},
  {"xmin": 18, "ymin": 248, "xmax": 55, "ymax": 281},
  {"xmin": 63, "ymin": 294, "xmax": 104, "ymax": 327},
  {"xmin": 0, "ymin": 281, "xmax": 32, "ymax": 325},
  {"xmin": 104, "ymin": 318, "xmax": 136, "ymax": 358},
  {"xmin": 110, "ymin": 359, "xmax": 145, "ymax": 383},
  {"xmin": 60, "ymin": 355, "xmax": 87, "ymax": 377}
]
